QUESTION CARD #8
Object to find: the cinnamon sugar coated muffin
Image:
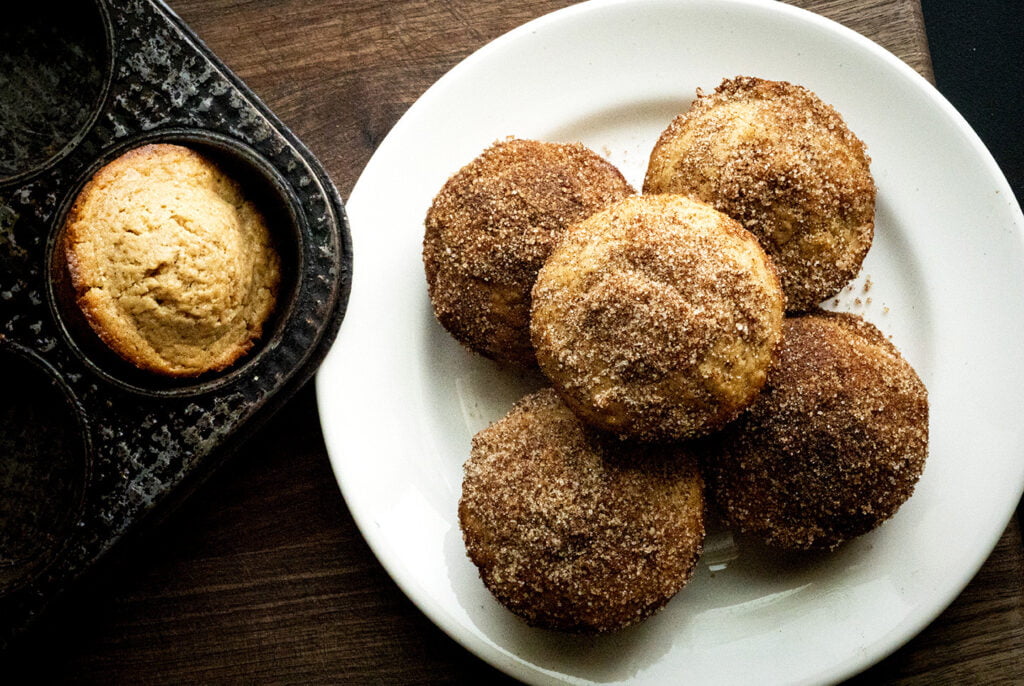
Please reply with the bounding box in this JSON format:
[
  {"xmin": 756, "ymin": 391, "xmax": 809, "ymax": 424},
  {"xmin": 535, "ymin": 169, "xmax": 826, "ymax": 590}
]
[
  {"xmin": 64, "ymin": 143, "xmax": 280, "ymax": 377},
  {"xmin": 530, "ymin": 194, "xmax": 785, "ymax": 441},
  {"xmin": 459, "ymin": 388, "xmax": 705, "ymax": 633},
  {"xmin": 705, "ymin": 311, "xmax": 928, "ymax": 550},
  {"xmin": 644, "ymin": 76, "xmax": 875, "ymax": 312},
  {"xmin": 423, "ymin": 138, "xmax": 634, "ymax": 366}
]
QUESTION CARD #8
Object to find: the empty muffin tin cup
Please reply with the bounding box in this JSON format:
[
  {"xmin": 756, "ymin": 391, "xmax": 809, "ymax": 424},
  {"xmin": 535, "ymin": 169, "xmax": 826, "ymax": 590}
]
[
  {"xmin": 47, "ymin": 131, "xmax": 304, "ymax": 397},
  {"xmin": 0, "ymin": 1, "xmax": 112, "ymax": 184},
  {"xmin": 0, "ymin": 339, "xmax": 91, "ymax": 594}
]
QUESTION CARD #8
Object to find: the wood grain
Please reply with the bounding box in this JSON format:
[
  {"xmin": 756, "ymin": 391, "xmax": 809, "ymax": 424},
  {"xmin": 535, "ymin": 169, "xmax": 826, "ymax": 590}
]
[{"xmin": 2, "ymin": 0, "xmax": 1021, "ymax": 683}]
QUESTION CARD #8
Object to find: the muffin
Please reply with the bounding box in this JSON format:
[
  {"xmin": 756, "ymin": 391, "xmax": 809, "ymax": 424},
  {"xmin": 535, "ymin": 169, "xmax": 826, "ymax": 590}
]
[
  {"xmin": 63, "ymin": 143, "xmax": 280, "ymax": 377},
  {"xmin": 530, "ymin": 194, "xmax": 785, "ymax": 441},
  {"xmin": 704, "ymin": 311, "xmax": 929, "ymax": 550},
  {"xmin": 423, "ymin": 138, "xmax": 634, "ymax": 367},
  {"xmin": 644, "ymin": 76, "xmax": 875, "ymax": 311},
  {"xmin": 459, "ymin": 388, "xmax": 705, "ymax": 633}
]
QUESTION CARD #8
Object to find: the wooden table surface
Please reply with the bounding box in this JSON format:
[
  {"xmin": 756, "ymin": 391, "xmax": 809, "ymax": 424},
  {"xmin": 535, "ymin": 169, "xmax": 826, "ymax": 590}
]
[{"xmin": 5, "ymin": 0, "xmax": 1023, "ymax": 683}]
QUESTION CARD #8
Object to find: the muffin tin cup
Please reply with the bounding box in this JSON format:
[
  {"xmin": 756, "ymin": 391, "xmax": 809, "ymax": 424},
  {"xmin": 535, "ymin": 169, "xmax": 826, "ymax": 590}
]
[
  {"xmin": 47, "ymin": 129, "xmax": 308, "ymax": 398},
  {"xmin": 0, "ymin": 1, "xmax": 114, "ymax": 184},
  {"xmin": 0, "ymin": 0, "xmax": 351, "ymax": 645},
  {"xmin": 0, "ymin": 339, "xmax": 92, "ymax": 596}
]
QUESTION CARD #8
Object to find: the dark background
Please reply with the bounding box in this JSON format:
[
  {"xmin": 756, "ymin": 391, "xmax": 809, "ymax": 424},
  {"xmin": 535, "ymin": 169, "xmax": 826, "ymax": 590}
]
[
  {"xmin": 921, "ymin": 0, "xmax": 1023, "ymax": 530},
  {"xmin": 922, "ymin": 0, "xmax": 1023, "ymax": 205}
]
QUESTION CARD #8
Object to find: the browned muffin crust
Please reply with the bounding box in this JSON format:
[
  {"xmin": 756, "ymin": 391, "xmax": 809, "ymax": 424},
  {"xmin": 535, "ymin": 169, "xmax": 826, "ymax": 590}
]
[
  {"xmin": 459, "ymin": 388, "xmax": 705, "ymax": 633},
  {"xmin": 531, "ymin": 194, "xmax": 785, "ymax": 441},
  {"xmin": 64, "ymin": 143, "xmax": 280, "ymax": 377},
  {"xmin": 644, "ymin": 76, "xmax": 875, "ymax": 312},
  {"xmin": 423, "ymin": 138, "xmax": 634, "ymax": 366},
  {"xmin": 705, "ymin": 311, "xmax": 929, "ymax": 550}
]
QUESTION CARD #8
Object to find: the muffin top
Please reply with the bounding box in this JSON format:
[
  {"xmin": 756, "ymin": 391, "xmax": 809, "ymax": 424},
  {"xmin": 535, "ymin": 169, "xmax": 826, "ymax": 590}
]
[
  {"xmin": 531, "ymin": 194, "xmax": 785, "ymax": 441},
  {"xmin": 705, "ymin": 310, "xmax": 928, "ymax": 550},
  {"xmin": 460, "ymin": 388, "xmax": 705, "ymax": 633},
  {"xmin": 64, "ymin": 143, "xmax": 280, "ymax": 377},
  {"xmin": 423, "ymin": 138, "xmax": 633, "ymax": 366},
  {"xmin": 644, "ymin": 76, "xmax": 875, "ymax": 311}
]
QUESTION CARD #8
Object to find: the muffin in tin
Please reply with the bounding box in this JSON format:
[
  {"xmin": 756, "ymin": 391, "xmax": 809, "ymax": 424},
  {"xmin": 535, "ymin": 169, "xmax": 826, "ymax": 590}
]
[{"xmin": 63, "ymin": 143, "xmax": 281, "ymax": 377}]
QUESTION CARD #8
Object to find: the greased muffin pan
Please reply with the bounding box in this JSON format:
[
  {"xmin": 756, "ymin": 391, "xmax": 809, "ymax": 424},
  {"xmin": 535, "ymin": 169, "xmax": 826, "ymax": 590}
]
[{"xmin": 0, "ymin": 0, "xmax": 351, "ymax": 645}]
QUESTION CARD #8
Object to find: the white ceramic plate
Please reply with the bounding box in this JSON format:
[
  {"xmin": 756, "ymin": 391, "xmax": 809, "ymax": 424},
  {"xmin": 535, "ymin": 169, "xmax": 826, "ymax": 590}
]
[{"xmin": 316, "ymin": 0, "xmax": 1024, "ymax": 683}]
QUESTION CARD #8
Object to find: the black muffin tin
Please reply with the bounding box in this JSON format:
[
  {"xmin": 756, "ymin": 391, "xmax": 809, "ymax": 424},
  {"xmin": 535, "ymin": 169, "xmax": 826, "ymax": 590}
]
[{"xmin": 0, "ymin": 0, "xmax": 351, "ymax": 645}]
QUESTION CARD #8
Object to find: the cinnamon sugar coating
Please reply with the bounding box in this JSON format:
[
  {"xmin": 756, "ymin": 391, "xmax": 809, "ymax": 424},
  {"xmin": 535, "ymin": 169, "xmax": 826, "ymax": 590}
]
[
  {"xmin": 644, "ymin": 76, "xmax": 875, "ymax": 312},
  {"xmin": 424, "ymin": 138, "xmax": 633, "ymax": 366},
  {"xmin": 459, "ymin": 388, "xmax": 705, "ymax": 633},
  {"xmin": 705, "ymin": 311, "xmax": 929, "ymax": 550},
  {"xmin": 531, "ymin": 194, "xmax": 784, "ymax": 441}
]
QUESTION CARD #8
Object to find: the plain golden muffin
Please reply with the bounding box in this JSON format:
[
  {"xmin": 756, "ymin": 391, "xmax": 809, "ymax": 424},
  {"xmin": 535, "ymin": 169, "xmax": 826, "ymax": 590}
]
[
  {"xmin": 64, "ymin": 143, "xmax": 281, "ymax": 377},
  {"xmin": 530, "ymin": 194, "xmax": 785, "ymax": 441},
  {"xmin": 644, "ymin": 76, "xmax": 875, "ymax": 312},
  {"xmin": 423, "ymin": 138, "xmax": 634, "ymax": 367},
  {"xmin": 459, "ymin": 388, "xmax": 705, "ymax": 633},
  {"xmin": 704, "ymin": 311, "xmax": 929, "ymax": 550}
]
